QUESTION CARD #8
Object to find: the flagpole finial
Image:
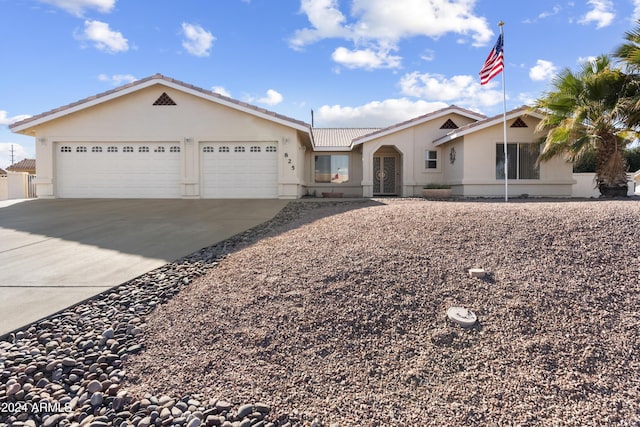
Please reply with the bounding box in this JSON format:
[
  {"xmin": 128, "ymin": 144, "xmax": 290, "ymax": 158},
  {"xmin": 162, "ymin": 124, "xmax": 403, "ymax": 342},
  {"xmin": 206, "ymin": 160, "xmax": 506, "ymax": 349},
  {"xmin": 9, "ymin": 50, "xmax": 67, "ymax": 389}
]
[{"xmin": 498, "ymin": 21, "xmax": 504, "ymax": 27}]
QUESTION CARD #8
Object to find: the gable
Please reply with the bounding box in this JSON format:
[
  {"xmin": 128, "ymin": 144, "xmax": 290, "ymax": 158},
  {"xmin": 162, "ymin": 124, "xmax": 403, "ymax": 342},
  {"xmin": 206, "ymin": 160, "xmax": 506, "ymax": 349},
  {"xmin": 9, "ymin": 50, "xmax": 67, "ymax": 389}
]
[
  {"xmin": 10, "ymin": 75, "xmax": 310, "ymax": 136},
  {"xmin": 353, "ymin": 106, "xmax": 485, "ymax": 146},
  {"xmin": 26, "ymin": 84, "xmax": 305, "ymax": 141},
  {"xmin": 433, "ymin": 107, "xmax": 545, "ymax": 147}
]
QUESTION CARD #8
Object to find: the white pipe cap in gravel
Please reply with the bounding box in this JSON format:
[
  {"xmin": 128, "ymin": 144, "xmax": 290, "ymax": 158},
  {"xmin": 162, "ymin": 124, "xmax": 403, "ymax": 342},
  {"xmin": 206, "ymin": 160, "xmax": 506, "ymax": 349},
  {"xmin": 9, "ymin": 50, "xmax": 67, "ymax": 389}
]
[{"xmin": 447, "ymin": 306, "xmax": 478, "ymax": 327}]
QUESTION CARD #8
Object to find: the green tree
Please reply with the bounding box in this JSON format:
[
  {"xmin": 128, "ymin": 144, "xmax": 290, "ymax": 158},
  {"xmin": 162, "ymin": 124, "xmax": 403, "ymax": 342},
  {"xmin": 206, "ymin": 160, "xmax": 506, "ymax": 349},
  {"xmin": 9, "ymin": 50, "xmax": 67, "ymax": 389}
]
[
  {"xmin": 614, "ymin": 22, "xmax": 640, "ymax": 71},
  {"xmin": 613, "ymin": 21, "xmax": 640, "ymax": 132},
  {"xmin": 533, "ymin": 55, "xmax": 634, "ymax": 197},
  {"xmin": 627, "ymin": 146, "xmax": 640, "ymax": 172}
]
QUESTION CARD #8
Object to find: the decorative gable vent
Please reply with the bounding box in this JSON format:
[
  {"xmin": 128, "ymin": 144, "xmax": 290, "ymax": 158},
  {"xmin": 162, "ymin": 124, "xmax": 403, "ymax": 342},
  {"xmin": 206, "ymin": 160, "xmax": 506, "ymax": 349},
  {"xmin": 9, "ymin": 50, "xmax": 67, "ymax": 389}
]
[
  {"xmin": 153, "ymin": 92, "xmax": 177, "ymax": 106},
  {"xmin": 440, "ymin": 118, "xmax": 459, "ymax": 129},
  {"xmin": 511, "ymin": 117, "xmax": 528, "ymax": 128}
]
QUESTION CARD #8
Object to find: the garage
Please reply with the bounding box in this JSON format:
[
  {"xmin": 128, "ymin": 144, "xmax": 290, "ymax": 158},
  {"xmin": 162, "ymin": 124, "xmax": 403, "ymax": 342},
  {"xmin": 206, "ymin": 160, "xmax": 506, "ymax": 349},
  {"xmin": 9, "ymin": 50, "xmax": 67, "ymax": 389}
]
[
  {"xmin": 55, "ymin": 142, "xmax": 182, "ymax": 198},
  {"xmin": 10, "ymin": 75, "xmax": 311, "ymax": 199},
  {"xmin": 201, "ymin": 142, "xmax": 278, "ymax": 198}
]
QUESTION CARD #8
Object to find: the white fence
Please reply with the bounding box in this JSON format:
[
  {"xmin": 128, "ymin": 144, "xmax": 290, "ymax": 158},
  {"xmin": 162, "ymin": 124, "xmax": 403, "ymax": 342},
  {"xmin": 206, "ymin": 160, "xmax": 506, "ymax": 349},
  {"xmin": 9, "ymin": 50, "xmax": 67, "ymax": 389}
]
[
  {"xmin": 572, "ymin": 173, "xmax": 636, "ymax": 198},
  {"xmin": 0, "ymin": 172, "xmax": 37, "ymax": 200}
]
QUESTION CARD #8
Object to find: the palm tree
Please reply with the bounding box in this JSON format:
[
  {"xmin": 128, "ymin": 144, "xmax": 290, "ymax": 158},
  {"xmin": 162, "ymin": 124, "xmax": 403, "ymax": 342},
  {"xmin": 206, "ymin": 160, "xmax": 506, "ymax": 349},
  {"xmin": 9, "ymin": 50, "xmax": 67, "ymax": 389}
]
[
  {"xmin": 614, "ymin": 21, "xmax": 640, "ymax": 131},
  {"xmin": 614, "ymin": 22, "xmax": 640, "ymax": 71},
  {"xmin": 533, "ymin": 55, "xmax": 634, "ymax": 197}
]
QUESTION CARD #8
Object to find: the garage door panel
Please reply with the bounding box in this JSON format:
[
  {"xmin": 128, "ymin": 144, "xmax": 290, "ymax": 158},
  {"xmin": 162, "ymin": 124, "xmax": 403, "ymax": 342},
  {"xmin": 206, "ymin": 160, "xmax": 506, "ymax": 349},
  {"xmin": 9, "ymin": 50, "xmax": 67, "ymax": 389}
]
[
  {"xmin": 201, "ymin": 142, "xmax": 278, "ymax": 198},
  {"xmin": 56, "ymin": 143, "xmax": 181, "ymax": 198}
]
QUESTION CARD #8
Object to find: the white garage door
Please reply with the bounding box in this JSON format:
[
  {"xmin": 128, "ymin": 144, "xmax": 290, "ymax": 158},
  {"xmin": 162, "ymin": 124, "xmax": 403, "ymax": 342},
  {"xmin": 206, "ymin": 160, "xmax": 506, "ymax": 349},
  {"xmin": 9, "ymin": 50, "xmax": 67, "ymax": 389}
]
[
  {"xmin": 201, "ymin": 142, "xmax": 278, "ymax": 198},
  {"xmin": 55, "ymin": 142, "xmax": 182, "ymax": 198}
]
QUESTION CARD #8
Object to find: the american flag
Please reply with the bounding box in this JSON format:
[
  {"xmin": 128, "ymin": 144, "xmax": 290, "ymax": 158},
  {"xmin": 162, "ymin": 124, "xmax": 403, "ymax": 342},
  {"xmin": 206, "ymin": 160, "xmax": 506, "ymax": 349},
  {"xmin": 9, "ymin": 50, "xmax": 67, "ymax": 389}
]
[{"xmin": 479, "ymin": 34, "xmax": 503, "ymax": 85}]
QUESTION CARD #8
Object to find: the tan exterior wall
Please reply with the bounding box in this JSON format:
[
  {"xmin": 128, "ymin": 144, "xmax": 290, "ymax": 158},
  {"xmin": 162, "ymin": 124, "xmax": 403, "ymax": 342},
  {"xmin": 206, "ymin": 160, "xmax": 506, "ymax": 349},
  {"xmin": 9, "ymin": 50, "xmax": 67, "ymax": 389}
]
[
  {"xmin": 28, "ymin": 84, "xmax": 306, "ymax": 199},
  {"xmin": 360, "ymin": 113, "xmax": 575, "ymax": 198},
  {"xmin": 361, "ymin": 113, "xmax": 487, "ymax": 197},
  {"xmin": 453, "ymin": 118, "xmax": 574, "ymax": 197}
]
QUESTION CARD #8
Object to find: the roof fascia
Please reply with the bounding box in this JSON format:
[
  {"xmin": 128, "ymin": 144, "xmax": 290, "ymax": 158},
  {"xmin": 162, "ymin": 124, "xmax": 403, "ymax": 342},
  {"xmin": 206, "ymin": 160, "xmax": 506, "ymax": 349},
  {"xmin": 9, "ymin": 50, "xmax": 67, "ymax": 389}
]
[
  {"xmin": 352, "ymin": 107, "xmax": 486, "ymax": 146},
  {"xmin": 433, "ymin": 108, "xmax": 543, "ymax": 147},
  {"xmin": 159, "ymin": 79, "xmax": 311, "ymax": 132},
  {"xmin": 11, "ymin": 77, "xmax": 311, "ymax": 135},
  {"xmin": 312, "ymin": 146, "xmax": 353, "ymax": 152},
  {"xmin": 10, "ymin": 79, "xmax": 159, "ymax": 133}
]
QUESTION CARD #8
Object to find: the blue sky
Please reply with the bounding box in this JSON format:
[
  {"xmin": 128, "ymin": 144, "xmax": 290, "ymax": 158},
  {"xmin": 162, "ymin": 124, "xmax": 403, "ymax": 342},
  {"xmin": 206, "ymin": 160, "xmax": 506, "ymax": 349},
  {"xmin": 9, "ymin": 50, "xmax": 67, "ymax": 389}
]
[{"xmin": 1, "ymin": 0, "xmax": 639, "ymax": 169}]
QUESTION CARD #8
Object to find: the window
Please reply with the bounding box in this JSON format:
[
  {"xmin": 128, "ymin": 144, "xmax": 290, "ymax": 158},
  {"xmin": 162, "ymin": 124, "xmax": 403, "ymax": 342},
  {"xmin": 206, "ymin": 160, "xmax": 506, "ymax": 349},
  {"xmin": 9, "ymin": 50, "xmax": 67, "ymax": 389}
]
[
  {"xmin": 496, "ymin": 143, "xmax": 540, "ymax": 180},
  {"xmin": 154, "ymin": 146, "xmax": 165, "ymax": 153},
  {"xmin": 234, "ymin": 146, "xmax": 245, "ymax": 153},
  {"xmin": 139, "ymin": 146, "xmax": 149, "ymax": 153},
  {"xmin": 219, "ymin": 146, "xmax": 230, "ymax": 153},
  {"xmin": 92, "ymin": 146, "xmax": 102, "ymax": 153},
  {"xmin": 60, "ymin": 146, "xmax": 71, "ymax": 153},
  {"xmin": 250, "ymin": 146, "xmax": 261, "ymax": 152},
  {"xmin": 315, "ymin": 155, "xmax": 349, "ymax": 183},
  {"xmin": 76, "ymin": 146, "xmax": 87, "ymax": 153},
  {"xmin": 107, "ymin": 146, "xmax": 118, "ymax": 153},
  {"xmin": 203, "ymin": 146, "xmax": 215, "ymax": 153},
  {"xmin": 123, "ymin": 146, "xmax": 134, "ymax": 153},
  {"xmin": 425, "ymin": 150, "xmax": 438, "ymax": 169},
  {"xmin": 170, "ymin": 146, "xmax": 180, "ymax": 153},
  {"xmin": 266, "ymin": 146, "xmax": 277, "ymax": 152}
]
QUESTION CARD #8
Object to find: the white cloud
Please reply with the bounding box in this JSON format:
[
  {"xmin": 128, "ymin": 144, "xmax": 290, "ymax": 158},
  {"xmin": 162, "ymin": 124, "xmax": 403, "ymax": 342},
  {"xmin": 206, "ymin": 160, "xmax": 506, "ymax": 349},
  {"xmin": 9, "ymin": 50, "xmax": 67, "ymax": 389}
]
[
  {"xmin": 0, "ymin": 143, "xmax": 32, "ymax": 170},
  {"xmin": 255, "ymin": 89, "xmax": 284, "ymax": 106},
  {"xmin": 578, "ymin": 55, "xmax": 598, "ymax": 65},
  {"xmin": 98, "ymin": 73, "xmax": 136, "ymax": 85},
  {"xmin": 316, "ymin": 98, "xmax": 450, "ymax": 128},
  {"xmin": 538, "ymin": 5, "xmax": 562, "ymax": 20},
  {"xmin": 212, "ymin": 86, "xmax": 231, "ymax": 97},
  {"xmin": 290, "ymin": 0, "xmax": 493, "ymax": 69},
  {"xmin": 398, "ymin": 71, "xmax": 503, "ymax": 109},
  {"xmin": 289, "ymin": 0, "xmax": 351, "ymax": 50},
  {"xmin": 39, "ymin": 0, "xmax": 115, "ymax": 16},
  {"xmin": 349, "ymin": 0, "xmax": 493, "ymax": 46},
  {"xmin": 579, "ymin": 0, "xmax": 615, "ymax": 28},
  {"xmin": 516, "ymin": 92, "xmax": 534, "ymax": 107},
  {"xmin": 529, "ymin": 59, "xmax": 558, "ymax": 81},
  {"xmin": 0, "ymin": 111, "xmax": 31, "ymax": 126},
  {"xmin": 633, "ymin": 0, "xmax": 640, "ymax": 21},
  {"xmin": 421, "ymin": 49, "xmax": 435, "ymax": 62},
  {"xmin": 181, "ymin": 23, "xmax": 215, "ymax": 57},
  {"xmin": 78, "ymin": 20, "xmax": 129, "ymax": 53},
  {"xmin": 331, "ymin": 46, "xmax": 402, "ymax": 70}
]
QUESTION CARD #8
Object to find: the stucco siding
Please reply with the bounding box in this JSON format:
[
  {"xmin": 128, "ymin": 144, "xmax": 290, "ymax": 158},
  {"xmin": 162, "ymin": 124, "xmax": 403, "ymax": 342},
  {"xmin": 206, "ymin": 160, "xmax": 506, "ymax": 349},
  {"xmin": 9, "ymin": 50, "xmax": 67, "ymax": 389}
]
[{"xmin": 30, "ymin": 84, "xmax": 306, "ymax": 199}]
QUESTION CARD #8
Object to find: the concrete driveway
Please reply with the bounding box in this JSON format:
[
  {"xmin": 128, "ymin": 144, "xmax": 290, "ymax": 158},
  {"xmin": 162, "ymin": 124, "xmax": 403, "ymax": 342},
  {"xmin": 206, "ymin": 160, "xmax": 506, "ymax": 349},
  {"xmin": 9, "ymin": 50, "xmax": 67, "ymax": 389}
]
[{"xmin": 0, "ymin": 198, "xmax": 288, "ymax": 337}]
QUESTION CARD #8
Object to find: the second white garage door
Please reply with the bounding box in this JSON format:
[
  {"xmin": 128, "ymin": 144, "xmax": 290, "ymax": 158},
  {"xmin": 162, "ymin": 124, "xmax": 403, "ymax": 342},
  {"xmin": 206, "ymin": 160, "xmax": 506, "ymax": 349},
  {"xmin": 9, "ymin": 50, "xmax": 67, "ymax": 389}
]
[
  {"xmin": 201, "ymin": 142, "xmax": 278, "ymax": 198},
  {"xmin": 55, "ymin": 142, "xmax": 182, "ymax": 198}
]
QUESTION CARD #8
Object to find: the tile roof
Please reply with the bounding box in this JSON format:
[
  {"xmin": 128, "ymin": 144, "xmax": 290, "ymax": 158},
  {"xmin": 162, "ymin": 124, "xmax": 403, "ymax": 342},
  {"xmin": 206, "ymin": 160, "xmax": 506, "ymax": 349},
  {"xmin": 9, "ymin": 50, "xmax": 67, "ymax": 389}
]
[
  {"xmin": 312, "ymin": 128, "xmax": 381, "ymax": 149},
  {"xmin": 7, "ymin": 158, "xmax": 36, "ymax": 173},
  {"xmin": 10, "ymin": 74, "xmax": 311, "ymax": 132}
]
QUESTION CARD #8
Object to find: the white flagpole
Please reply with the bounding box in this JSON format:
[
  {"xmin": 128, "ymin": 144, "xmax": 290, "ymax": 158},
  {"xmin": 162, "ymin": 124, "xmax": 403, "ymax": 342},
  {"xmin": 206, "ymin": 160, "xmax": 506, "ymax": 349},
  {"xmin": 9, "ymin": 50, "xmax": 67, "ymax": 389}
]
[{"xmin": 499, "ymin": 21, "xmax": 508, "ymax": 202}]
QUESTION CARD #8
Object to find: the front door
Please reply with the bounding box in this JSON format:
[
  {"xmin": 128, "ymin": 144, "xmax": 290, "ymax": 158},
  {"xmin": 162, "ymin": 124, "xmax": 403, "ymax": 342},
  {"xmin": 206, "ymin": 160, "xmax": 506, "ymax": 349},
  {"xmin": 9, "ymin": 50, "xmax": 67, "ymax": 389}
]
[{"xmin": 373, "ymin": 155, "xmax": 398, "ymax": 195}]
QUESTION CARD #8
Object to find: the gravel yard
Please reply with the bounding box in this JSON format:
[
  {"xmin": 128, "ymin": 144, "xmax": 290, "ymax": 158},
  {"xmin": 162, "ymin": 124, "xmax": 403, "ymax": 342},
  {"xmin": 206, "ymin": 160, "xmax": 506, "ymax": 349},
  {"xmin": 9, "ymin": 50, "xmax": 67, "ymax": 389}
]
[{"xmin": 123, "ymin": 199, "xmax": 640, "ymax": 426}]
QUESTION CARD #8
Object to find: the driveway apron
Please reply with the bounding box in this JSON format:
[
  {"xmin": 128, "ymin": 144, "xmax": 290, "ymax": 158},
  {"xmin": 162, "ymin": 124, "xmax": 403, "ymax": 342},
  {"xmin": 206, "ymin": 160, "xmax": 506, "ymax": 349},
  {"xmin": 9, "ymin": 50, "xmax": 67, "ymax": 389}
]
[{"xmin": 0, "ymin": 199, "xmax": 288, "ymax": 336}]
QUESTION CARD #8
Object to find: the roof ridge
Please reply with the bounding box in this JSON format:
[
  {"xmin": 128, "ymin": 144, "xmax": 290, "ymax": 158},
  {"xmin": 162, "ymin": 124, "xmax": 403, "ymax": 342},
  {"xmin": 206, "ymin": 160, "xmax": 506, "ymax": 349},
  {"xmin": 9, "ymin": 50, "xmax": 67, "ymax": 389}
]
[
  {"xmin": 10, "ymin": 74, "xmax": 311, "ymax": 130},
  {"xmin": 350, "ymin": 105, "xmax": 487, "ymax": 144}
]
